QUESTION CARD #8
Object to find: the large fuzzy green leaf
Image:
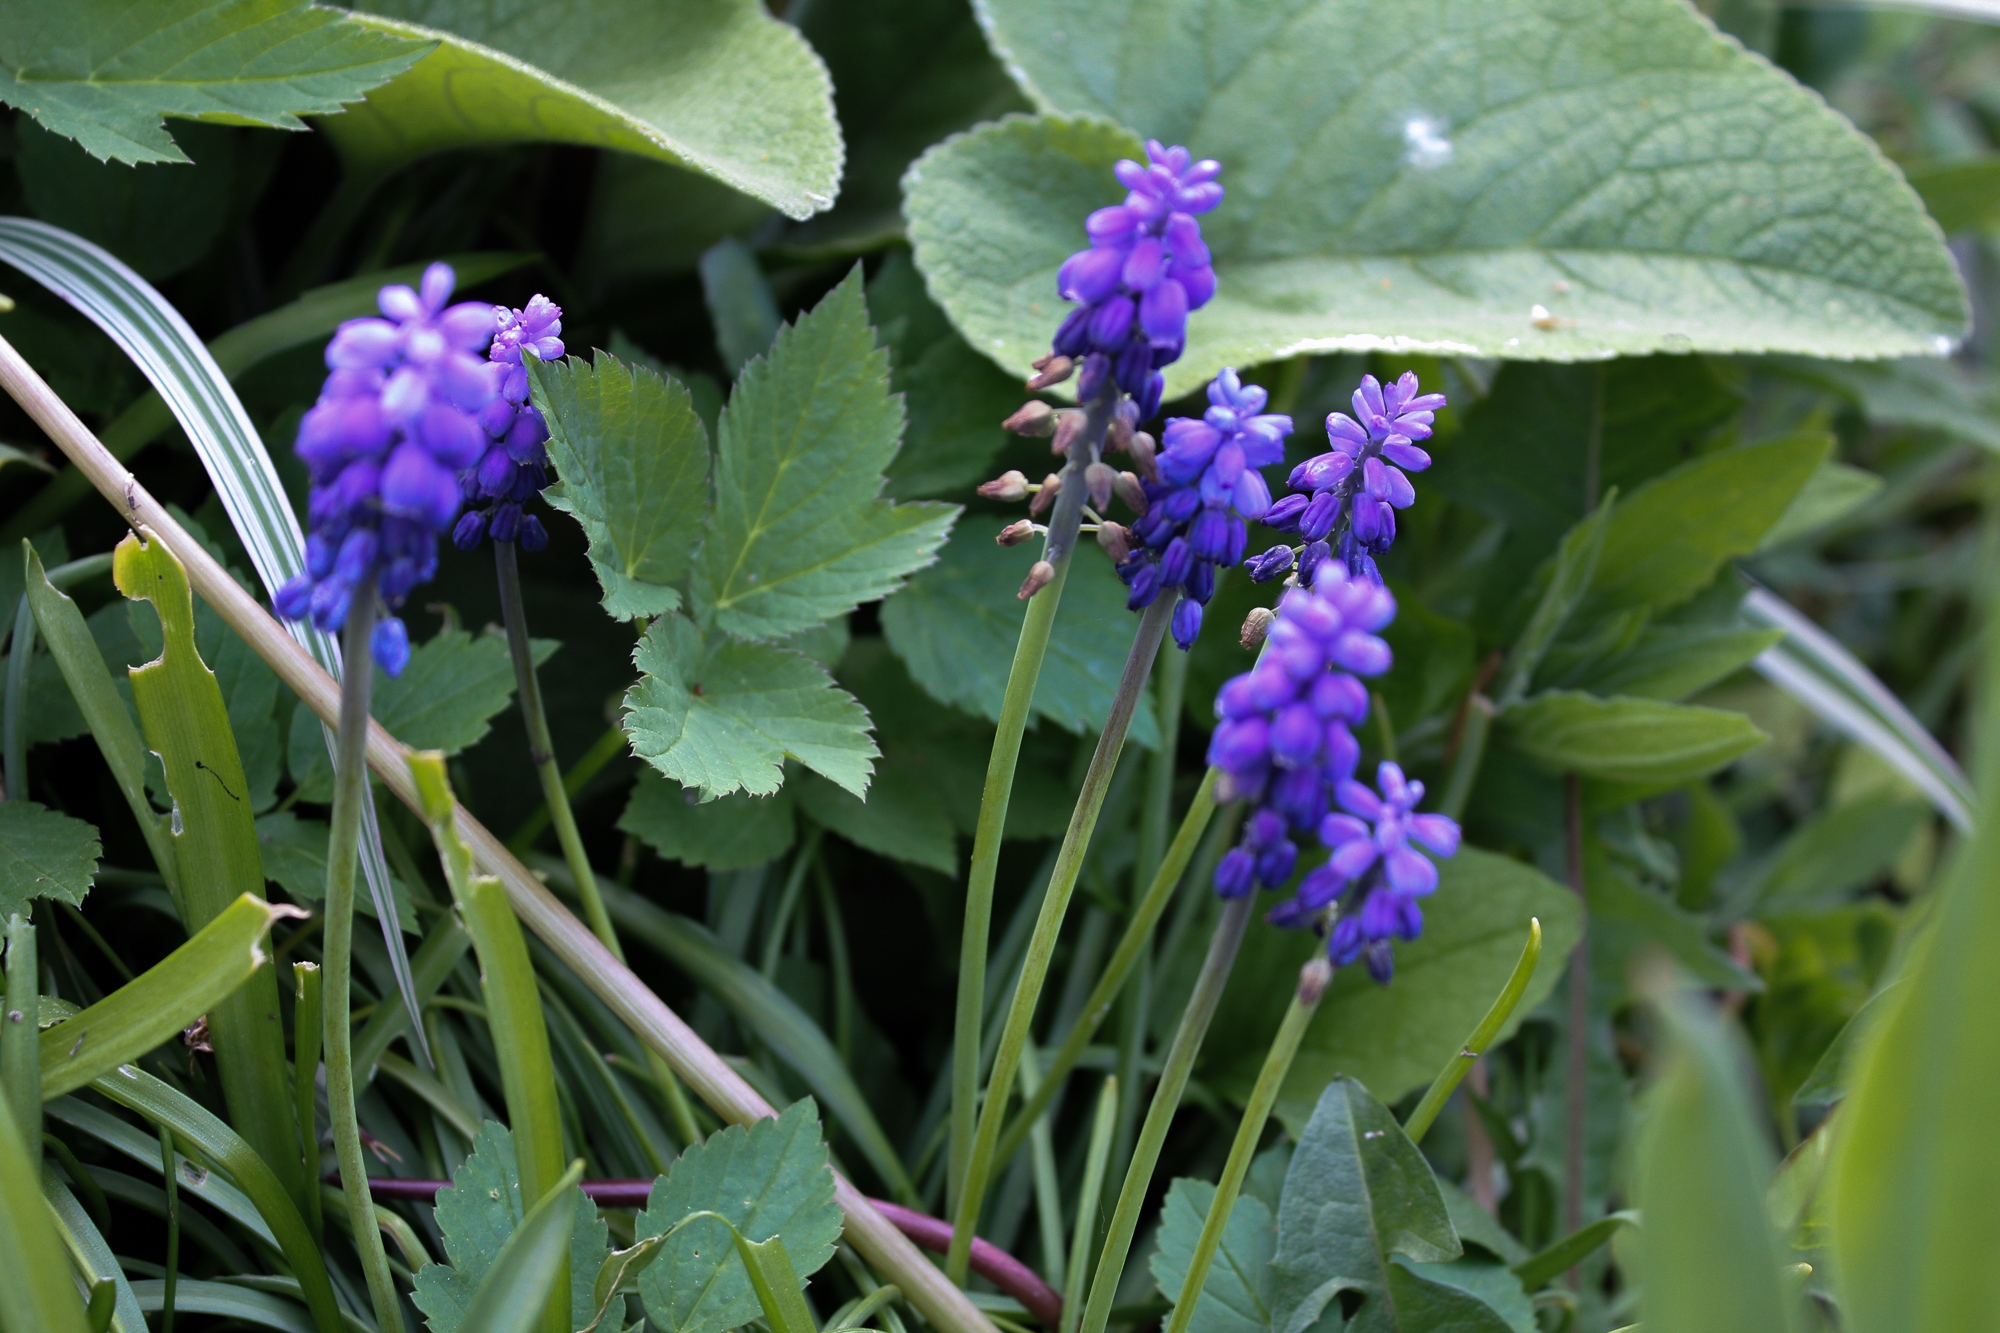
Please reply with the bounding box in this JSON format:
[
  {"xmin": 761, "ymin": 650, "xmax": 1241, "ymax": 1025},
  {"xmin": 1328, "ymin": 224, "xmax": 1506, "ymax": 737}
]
[
  {"xmin": 412, "ymin": 1122, "xmax": 609, "ymax": 1333},
  {"xmin": 624, "ymin": 612, "xmax": 877, "ymax": 801},
  {"xmin": 1499, "ymin": 691, "xmax": 1768, "ymax": 787},
  {"xmin": 533, "ymin": 351, "xmax": 711, "ymax": 622},
  {"xmin": 1152, "ymin": 1177, "xmax": 1277, "ymax": 1333},
  {"xmin": 336, "ymin": 0, "xmax": 841, "ymax": 220},
  {"xmin": 690, "ymin": 270, "xmax": 957, "ymax": 642},
  {"xmin": 618, "ymin": 772, "xmax": 798, "ymax": 872},
  {"xmin": 908, "ymin": 1, "xmax": 1964, "ymax": 392},
  {"xmin": 880, "ymin": 514, "xmax": 1161, "ymax": 749},
  {"xmin": 0, "ymin": 0, "xmax": 428, "ymax": 165},
  {"xmin": 636, "ymin": 1099, "xmax": 842, "ymax": 1333},
  {"xmin": 0, "ymin": 801, "xmax": 99, "ymax": 919}
]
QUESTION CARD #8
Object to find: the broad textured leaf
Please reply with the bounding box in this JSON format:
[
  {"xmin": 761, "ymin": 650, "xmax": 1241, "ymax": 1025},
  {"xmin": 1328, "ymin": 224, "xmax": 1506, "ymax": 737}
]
[
  {"xmin": 908, "ymin": 1, "xmax": 1965, "ymax": 392},
  {"xmin": 618, "ymin": 771, "xmax": 797, "ymax": 872},
  {"xmin": 880, "ymin": 514, "xmax": 1161, "ymax": 749},
  {"xmin": 0, "ymin": 0, "xmax": 428, "ymax": 165},
  {"xmin": 1636, "ymin": 989, "xmax": 1800, "ymax": 1333},
  {"xmin": 1500, "ymin": 691, "xmax": 1767, "ymax": 786},
  {"xmin": 1211, "ymin": 847, "xmax": 1579, "ymax": 1124},
  {"xmin": 636, "ymin": 1099, "xmax": 842, "ymax": 1333},
  {"xmin": 1397, "ymin": 1259, "xmax": 1536, "ymax": 1332},
  {"xmin": 1152, "ymin": 1177, "xmax": 1276, "ymax": 1333},
  {"xmin": 690, "ymin": 270, "xmax": 957, "ymax": 641},
  {"xmin": 411, "ymin": 1121, "xmax": 609, "ymax": 1333},
  {"xmin": 333, "ymin": 0, "xmax": 840, "ymax": 220},
  {"xmin": 534, "ymin": 351, "xmax": 711, "ymax": 621},
  {"xmin": 0, "ymin": 801, "xmax": 98, "ymax": 918},
  {"xmin": 796, "ymin": 769, "xmax": 958, "ymax": 875},
  {"xmin": 624, "ymin": 612, "xmax": 877, "ymax": 800},
  {"xmin": 253, "ymin": 811, "xmax": 417, "ymax": 929}
]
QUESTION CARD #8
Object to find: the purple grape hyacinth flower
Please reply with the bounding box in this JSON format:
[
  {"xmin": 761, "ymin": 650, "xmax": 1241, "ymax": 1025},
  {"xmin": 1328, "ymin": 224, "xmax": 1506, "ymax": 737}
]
[
  {"xmin": 1052, "ymin": 141, "xmax": 1221, "ymax": 418},
  {"xmin": 453, "ymin": 295, "xmax": 564, "ymax": 552},
  {"xmin": 274, "ymin": 262, "xmax": 498, "ymax": 674},
  {"xmin": 1260, "ymin": 371, "xmax": 1444, "ymax": 584},
  {"xmin": 1313, "ymin": 762, "xmax": 1461, "ymax": 982},
  {"xmin": 1118, "ymin": 367, "xmax": 1289, "ymax": 649}
]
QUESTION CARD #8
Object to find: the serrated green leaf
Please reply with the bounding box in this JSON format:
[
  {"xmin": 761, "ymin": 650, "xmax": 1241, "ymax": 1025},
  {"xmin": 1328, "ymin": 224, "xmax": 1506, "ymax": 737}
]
[
  {"xmin": 618, "ymin": 771, "xmax": 797, "ymax": 872},
  {"xmin": 879, "ymin": 514, "xmax": 1160, "ymax": 749},
  {"xmin": 635, "ymin": 1099, "xmax": 842, "ymax": 1333},
  {"xmin": 1152, "ymin": 1177, "xmax": 1276, "ymax": 1333},
  {"xmin": 335, "ymin": 0, "xmax": 841, "ymax": 221},
  {"xmin": 691, "ymin": 270, "xmax": 957, "ymax": 641},
  {"xmin": 0, "ymin": 802, "xmax": 98, "ymax": 919},
  {"xmin": 1500, "ymin": 691, "xmax": 1768, "ymax": 786},
  {"xmin": 624, "ymin": 612, "xmax": 876, "ymax": 800},
  {"xmin": 796, "ymin": 769, "xmax": 958, "ymax": 875},
  {"xmin": 0, "ymin": 0, "xmax": 429, "ymax": 165},
  {"xmin": 411, "ymin": 1121, "xmax": 609, "ymax": 1333},
  {"xmin": 910, "ymin": 0, "xmax": 1965, "ymax": 391},
  {"xmin": 533, "ymin": 351, "xmax": 711, "ymax": 621}
]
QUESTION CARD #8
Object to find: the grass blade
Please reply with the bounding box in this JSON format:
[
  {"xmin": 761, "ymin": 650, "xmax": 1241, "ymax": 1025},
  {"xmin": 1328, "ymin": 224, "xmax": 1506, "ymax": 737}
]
[
  {"xmin": 43, "ymin": 1172, "xmax": 147, "ymax": 1333},
  {"xmin": 0, "ymin": 1090, "xmax": 90, "ymax": 1333}
]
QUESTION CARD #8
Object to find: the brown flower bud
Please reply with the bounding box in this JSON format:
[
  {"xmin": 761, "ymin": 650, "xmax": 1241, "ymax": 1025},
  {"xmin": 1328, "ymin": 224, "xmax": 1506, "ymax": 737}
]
[
  {"xmin": 996, "ymin": 519, "xmax": 1036, "ymax": 547},
  {"xmin": 1096, "ymin": 521, "xmax": 1134, "ymax": 563},
  {"xmin": 1051, "ymin": 409, "xmax": 1087, "ymax": 456},
  {"xmin": 1085, "ymin": 461, "xmax": 1115, "ymax": 511},
  {"xmin": 977, "ymin": 469, "xmax": 1031, "ymax": 502},
  {"xmin": 1240, "ymin": 606, "xmax": 1274, "ymax": 649},
  {"xmin": 1028, "ymin": 473, "xmax": 1062, "ymax": 517},
  {"xmin": 1002, "ymin": 401, "xmax": 1057, "ymax": 436},
  {"xmin": 1296, "ymin": 957, "xmax": 1333, "ymax": 1006},
  {"xmin": 1114, "ymin": 470, "xmax": 1148, "ymax": 515},
  {"xmin": 1019, "ymin": 560, "xmax": 1057, "ymax": 600},
  {"xmin": 1026, "ymin": 355, "xmax": 1075, "ymax": 391},
  {"xmin": 1129, "ymin": 430, "xmax": 1159, "ymax": 483},
  {"xmin": 1107, "ymin": 407, "xmax": 1134, "ymax": 456}
]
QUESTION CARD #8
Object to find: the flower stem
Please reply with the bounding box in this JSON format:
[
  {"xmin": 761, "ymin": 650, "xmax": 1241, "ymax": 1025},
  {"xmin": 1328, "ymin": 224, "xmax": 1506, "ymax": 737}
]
[
  {"xmin": 947, "ymin": 590, "xmax": 1177, "ymax": 1283},
  {"xmin": 989, "ymin": 769, "xmax": 1219, "ymax": 1170},
  {"xmin": 1062, "ymin": 1074, "xmax": 1119, "ymax": 1333},
  {"xmin": 495, "ymin": 541, "xmax": 702, "ymax": 1148},
  {"xmin": 1562, "ymin": 772, "xmax": 1589, "ymax": 1280},
  {"xmin": 1402, "ymin": 918, "xmax": 1542, "ymax": 1145},
  {"xmin": 1076, "ymin": 893, "xmax": 1255, "ymax": 1333},
  {"xmin": 949, "ymin": 391, "xmax": 1117, "ymax": 1227},
  {"xmin": 1161, "ymin": 957, "xmax": 1329, "ymax": 1333},
  {"xmin": 506, "ymin": 723, "xmax": 626, "ymax": 855},
  {"xmin": 323, "ymin": 597, "xmax": 404, "ymax": 1330}
]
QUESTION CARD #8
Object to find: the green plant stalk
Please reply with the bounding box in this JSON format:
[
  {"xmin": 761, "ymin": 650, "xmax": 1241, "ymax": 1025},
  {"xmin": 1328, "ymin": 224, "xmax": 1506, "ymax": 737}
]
[
  {"xmin": 948, "ymin": 590, "xmax": 1178, "ymax": 1282},
  {"xmin": 992, "ymin": 769, "xmax": 1220, "ymax": 1169},
  {"xmin": 1563, "ymin": 774, "xmax": 1588, "ymax": 1264},
  {"xmin": 1161, "ymin": 958, "xmax": 1330, "ymax": 1333},
  {"xmin": 950, "ymin": 392, "xmax": 1117, "ymax": 1222},
  {"xmin": 1438, "ymin": 693, "xmax": 1494, "ymax": 823},
  {"xmin": 159, "ymin": 1125, "xmax": 180, "ymax": 1333},
  {"xmin": 3, "ymin": 916, "xmax": 37, "ymax": 1138},
  {"xmin": 3, "ymin": 592, "xmax": 33, "ymax": 803},
  {"xmin": 1077, "ymin": 894, "xmax": 1255, "ymax": 1333},
  {"xmin": 1403, "ymin": 919, "xmax": 1544, "ymax": 1144},
  {"xmin": 1019, "ymin": 1042, "xmax": 1066, "ymax": 1287},
  {"xmin": 293, "ymin": 961, "xmax": 323, "ymax": 1243},
  {"xmin": 506, "ymin": 724, "xmax": 625, "ymax": 854},
  {"xmin": 322, "ymin": 599, "xmax": 403, "ymax": 1331},
  {"xmin": 1063, "ymin": 1076, "xmax": 1118, "ymax": 1333}
]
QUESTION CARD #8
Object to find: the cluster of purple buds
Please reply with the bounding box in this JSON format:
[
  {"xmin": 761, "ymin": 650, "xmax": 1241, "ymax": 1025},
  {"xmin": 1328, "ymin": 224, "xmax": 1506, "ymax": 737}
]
[
  {"xmin": 1049, "ymin": 141, "xmax": 1220, "ymax": 418},
  {"xmin": 275, "ymin": 263, "xmax": 498, "ymax": 675},
  {"xmin": 1296, "ymin": 763, "xmax": 1460, "ymax": 982},
  {"xmin": 1252, "ymin": 372, "xmax": 1444, "ymax": 587},
  {"xmin": 1117, "ymin": 368, "xmax": 1289, "ymax": 650},
  {"xmin": 453, "ymin": 296, "xmax": 565, "ymax": 552}
]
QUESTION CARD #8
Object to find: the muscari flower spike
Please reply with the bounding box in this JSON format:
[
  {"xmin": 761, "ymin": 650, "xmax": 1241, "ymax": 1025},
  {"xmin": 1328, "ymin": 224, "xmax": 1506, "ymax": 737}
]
[
  {"xmin": 1310, "ymin": 762, "xmax": 1460, "ymax": 983},
  {"xmin": 1119, "ymin": 367, "xmax": 1290, "ymax": 649},
  {"xmin": 453, "ymin": 295, "xmax": 565, "ymax": 553},
  {"xmin": 1052, "ymin": 140, "xmax": 1221, "ymax": 418},
  {"xmin": 1253, "ymin": 371, "xmax": 1445, "ymax": 586},
  {"xmin": 274, "ymin": 262, "xmax": 498, "ymax": 675}
]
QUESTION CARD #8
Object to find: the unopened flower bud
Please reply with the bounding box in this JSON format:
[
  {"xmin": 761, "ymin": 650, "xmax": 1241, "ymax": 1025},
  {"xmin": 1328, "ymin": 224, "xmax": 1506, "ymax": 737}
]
[
  {"xmin": 978, "ymin": 469, "xmax": 1030, "ymax": 502},
  {"xmin": 1085, "ymin": 461, "xmax": 1115, "ymax": 511},
  {"xmin": 1114, "ymin": 470, "xmax": 1148, "ymax": 515},
  {"xmin": 1129, "ymin": 430, "xmax": 1159, "ymax": 482},
  {"xmin": 1108, "ymin": 403, "xmax": 1135, "ymax": 455},
  {"xmin": 1028, "ymin": 473, "xmax": 1061, "ymax": 517},
  {"xmin": 1297, "ymin": 956, "xmax": 1333, "ymax": 1005},
  {"xmin": 1240, "ymin": 606, "xmax": 1274, "ymax": 649},
  {"xmin": 1097, "ymin": 521, "xmax": 1134, "ymax": 562},
  {"xmin": 1051, "ymin": 409, "xmax": 1086, "ymax": 456},
  {"xmin": 1026, "ymin": 354, "xmax": 1075, "ymax": 391},
  {"xmin": 1019, "ymin": 560, "xmax": 1056, "ymax": 600},
  {"xmin": 1003, "ymin": 401, "xmax": 1057, "ymax": 436},
  {"xmin": 997, "ymin": 519, "xmax": 1036, "ymax": 547}
]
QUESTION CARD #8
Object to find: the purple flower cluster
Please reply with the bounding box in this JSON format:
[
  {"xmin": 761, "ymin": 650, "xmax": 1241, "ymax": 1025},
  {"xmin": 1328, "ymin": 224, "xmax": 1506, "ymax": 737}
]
[
  {"xmin": 1306, "ymin": 763, "xmax": 1460, "ymax": 982},
  {"xmin": 1119, "ymin": 369, "xmax": 1289, "ymax": 649},
  {"xmin": 1253, "ymin": 372, "xmax": 1444, "ymax": 586},
  {"xmin": 1053, "ymin": 141, "xmax": 1221, "ymax": 418},
  {"xmin": 453, "ymin": 296, "xmax": 565, "ymax": 552},
  {"xmin": 275, "ymin": 263, "xmax": 497, "ymax": 675}
]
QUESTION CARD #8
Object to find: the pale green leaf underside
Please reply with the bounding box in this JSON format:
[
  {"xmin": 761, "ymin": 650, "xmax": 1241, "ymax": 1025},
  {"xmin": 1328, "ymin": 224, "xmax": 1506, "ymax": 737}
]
[
  {"xmin": 0, "ymin": 800, "xmax": 101, "ymax": 918},
  {"xmin": 913, "ymin": 0, "xmax": 1964, "ymax": 391},
  {"xmin": 0, "ymin": 0, "xmax": 429, "ymax": 164},
  {"xmin": 623, "ymin": 613, "xmax": 877, "ymax": 801},
  {"xmin": 334, "ymin": 0, "xmax": 842, "ymax": 220}
]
